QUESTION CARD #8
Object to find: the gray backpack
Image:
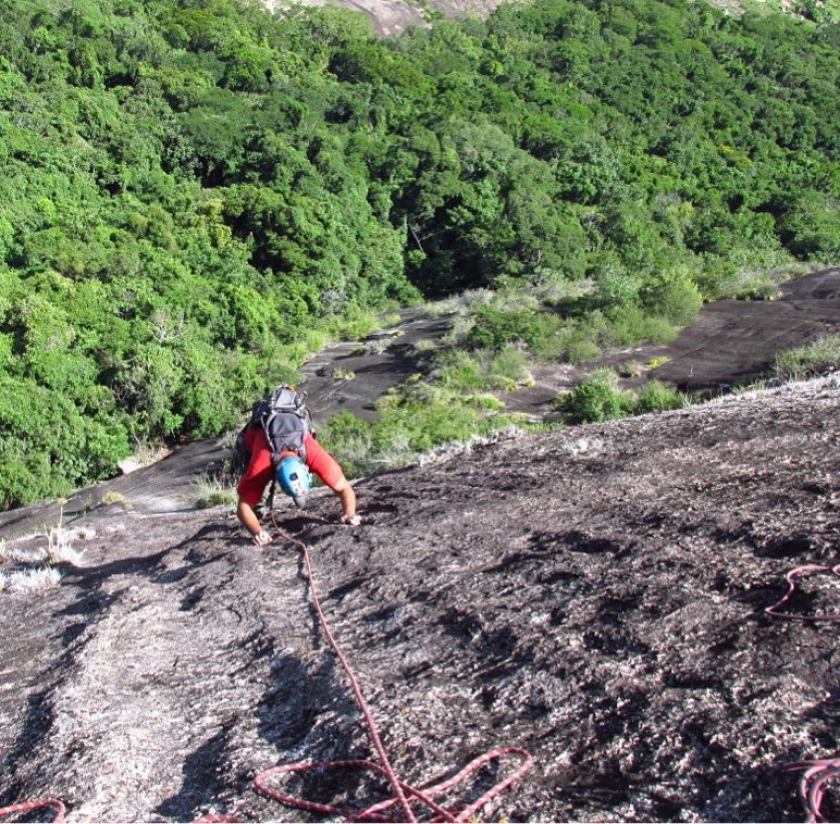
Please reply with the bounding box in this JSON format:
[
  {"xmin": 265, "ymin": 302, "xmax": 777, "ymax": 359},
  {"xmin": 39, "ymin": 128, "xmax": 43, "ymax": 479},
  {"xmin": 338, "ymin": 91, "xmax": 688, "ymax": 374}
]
[{"xmin": 232, "ymin": 385, "xmax": 311, "ymax": 476}]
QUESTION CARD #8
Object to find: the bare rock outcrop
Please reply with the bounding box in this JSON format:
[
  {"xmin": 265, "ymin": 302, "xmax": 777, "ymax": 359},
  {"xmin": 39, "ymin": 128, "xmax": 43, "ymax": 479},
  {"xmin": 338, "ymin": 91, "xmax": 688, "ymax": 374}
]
[{"xmin": 1, "ymin": 375, "xmax": 839, "ymax": 821}]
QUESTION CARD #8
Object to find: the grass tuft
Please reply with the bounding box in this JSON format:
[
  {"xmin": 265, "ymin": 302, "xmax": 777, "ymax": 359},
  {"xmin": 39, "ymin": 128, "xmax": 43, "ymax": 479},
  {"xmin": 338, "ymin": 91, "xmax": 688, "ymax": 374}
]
[
  {"xmin": 46, "ymin": 526, "xmax": 86, "ymax": 566},
  {"xmin": 0, "ymin": 567, "xmax": 62, "ymax": 593},
  {"xmin": 194, "ymin": 475, "xmax": 239, "ymax": 510},
  {"xmin": 0, "ymin": 513, "xmax": 85, "ymax": 594},
  {"xmin": 773, "ymin": 335, "xmax": 840, "ymax": 380}
]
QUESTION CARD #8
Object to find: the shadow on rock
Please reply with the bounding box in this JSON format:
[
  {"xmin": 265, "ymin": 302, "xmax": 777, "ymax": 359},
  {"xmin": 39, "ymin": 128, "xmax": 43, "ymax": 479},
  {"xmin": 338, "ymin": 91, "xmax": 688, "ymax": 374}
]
[
  {"xmin": 1, "ymin": 692, "xmax": 55, "ymax": 807},
  {"xmin": 254, "ymin": 655, "xmax": 372, "ymax": 814},
  {"xmin": 156, "ymin": 725, "xmax": 238, "ymax": 821}
]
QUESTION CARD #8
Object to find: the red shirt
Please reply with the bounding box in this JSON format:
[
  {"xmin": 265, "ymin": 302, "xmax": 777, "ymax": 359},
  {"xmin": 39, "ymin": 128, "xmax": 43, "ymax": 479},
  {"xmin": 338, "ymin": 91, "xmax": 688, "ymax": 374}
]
[{"xmin": 237, "ymin": 427, "xmax": 345, "ymax": 507}]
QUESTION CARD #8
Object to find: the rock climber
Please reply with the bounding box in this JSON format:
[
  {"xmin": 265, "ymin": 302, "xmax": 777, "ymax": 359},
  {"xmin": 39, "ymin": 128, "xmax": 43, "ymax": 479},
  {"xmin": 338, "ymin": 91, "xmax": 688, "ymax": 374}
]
[
  {"xmin": 236, "ymin": 425, "xmax": 360, "ymax": 545},
  {"xmin": 234, "ymin": 385, "xmax": 360, "ymax": 546}
]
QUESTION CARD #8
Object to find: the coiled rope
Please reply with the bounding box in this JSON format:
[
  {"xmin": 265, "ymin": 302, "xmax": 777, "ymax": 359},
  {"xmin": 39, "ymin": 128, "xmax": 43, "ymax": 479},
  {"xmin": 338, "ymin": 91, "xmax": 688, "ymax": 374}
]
[
  {"xmin": 10, "ymin": 556, "xmax": 840, "ymax": 821},
  {"xmin": 0, "ymin": 799, "xmax": 65, "ymax": 821},
  {"xmin": 786, "ymin": 759, "xmax": 840, "ymax": 823},
  {"xmin": 765, "ymin": 564, "xmax": 840, "ymax": 622},
  {"xmin": 767, "ymin": 564, "xmax": 840, "ymax": 821},
  {"xmin": 258, "ymin": 512, "xmax": 534, "ymax": 822}
]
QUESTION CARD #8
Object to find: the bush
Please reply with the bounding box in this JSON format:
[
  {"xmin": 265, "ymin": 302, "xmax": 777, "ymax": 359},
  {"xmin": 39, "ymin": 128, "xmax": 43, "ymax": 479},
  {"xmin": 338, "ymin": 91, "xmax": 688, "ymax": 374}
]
[
  {"xmin": 774, "ymin": 335, "xmax": 840, "ymax": 379},
  {"xmin": 464, "ymin": 394, "xmax": 506, "ymax": 411},
  {"xmin": 490, "ymin": 346, "xmax": 531, "ymax": 385},
  {"xmin": 440, "ymin": 314, "xmax": 476, "ymax": 347},
  {"xmin": 561, "ymin": 371, "xmax": 636, "ymax": 424},
  {"xmin": 193, "ymin": 474, "xmax": 238, "ymax": 509},
  {"xmin": 593, "ymin": 256, "xmax": 641, "ymax": 307},
  {"xmin": 635, "ymin": 381, "xmax": 687, "ymax": 414},
  {"xmin": 0, "ymin": 377, "xmax": 129, "ymax": 509},
  {"xmin": 437, "ymin": 350, "xmax": 489, "ymax": 391},
  {"xmin": 532, "ymin": 319, "xmax": 604, "ymax": 364},
  {"xmin": 319, "ymin": 399, "xmax": 521, "ymax": 478},
  {"xmin": 326, "ymin": 304, "xmax": 384, "ymax": 341},
  {"xmin": 564, "ymin": 334, "xmax": 601, "ymax": 364},
  {"xmin": 716, "ymin": 271, "xmax": 782, "ymax": 301},
  {"xmin": 436, "ymin": 346, "xmax": 531, "ymax": 391},
  {"xmin": 315, "ymin": 410, "xmax": 374, "ymax": 478},
  {"xmin": 641, "ymin": 275, "xmax": 703, "ymax": 327},
  {"xmin": 605, "ymin": 306, "xmax": 677, "ymax": 347},
  {"xmin": 466, "ymin": 307, "xmax": 542, "ymax": 352}
]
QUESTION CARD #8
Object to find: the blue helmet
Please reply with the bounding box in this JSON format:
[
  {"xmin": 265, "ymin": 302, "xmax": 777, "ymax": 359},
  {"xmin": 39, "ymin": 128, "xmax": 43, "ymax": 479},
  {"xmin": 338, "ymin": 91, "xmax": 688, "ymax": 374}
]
[{"xmin": 276, "ymin": 455, "xmax": 311, "ymax": 508}]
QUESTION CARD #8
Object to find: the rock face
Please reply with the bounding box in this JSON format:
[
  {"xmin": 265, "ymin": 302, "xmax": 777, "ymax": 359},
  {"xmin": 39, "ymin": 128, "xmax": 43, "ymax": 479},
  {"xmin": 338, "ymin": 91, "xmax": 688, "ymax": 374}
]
[
  {"xmin": 501, "ymin": 267, "xmax": 840, "ymax": 414},
  {"xmin": 651, "ymin": 267, "xmax": 840, "ymax": 392},
  {"xmin": 261, "ymin": 0, "xmax": 509, "ymax": 36},
  {"xmin": 1, "ymin": 376, "xmax": 839, "ymax": 821},
  {"xmin": 261, "ymin": 0, "xmax": 778, "ymax": 37}
]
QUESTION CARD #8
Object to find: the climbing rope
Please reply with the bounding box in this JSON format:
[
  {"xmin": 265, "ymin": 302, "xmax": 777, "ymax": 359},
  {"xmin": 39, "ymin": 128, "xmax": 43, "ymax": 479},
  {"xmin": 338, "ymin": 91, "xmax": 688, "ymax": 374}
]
[
  {"xmin": 765, "ymin": 564, "xmax": 840, "ymax": 622},
  {"xmin": 259, "ymin": 511, "xmax": 534, "ymax": 822},
  {"xmin": 766, "ymin": 564, "xmax": 840, "ymax": 821},
  {"xmin": 0, "ymin": 799, "xmax": 65, "ymax": 822},
  {"xmin": 255, "ymin": 748, "xmax": 534, "ymax": 822},
  {"xmin": 786, "ymin": 758, "xmax": 840, "ymax": 823}
]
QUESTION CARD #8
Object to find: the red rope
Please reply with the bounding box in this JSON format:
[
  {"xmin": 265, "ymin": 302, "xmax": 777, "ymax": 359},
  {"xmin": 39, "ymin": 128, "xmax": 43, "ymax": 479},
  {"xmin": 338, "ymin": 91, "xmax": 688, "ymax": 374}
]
[
  {"xmin": 0, "ymin": 799, "xmax": 65, "ymax": 821},
  {"xmin": 255, "ymin": 749, "xmax": 533, "ymax": 822},
  {"xmin": 786, "ymin": 759, "xmax": 840, "ymax": 823},
  {"xmin": 0, "ymin": 516, "xmax": 533, "ymax": 824},
  {"xmin": 262, "ymin": 514, "xmax": 534, "ymax": 822},
  {"xmin": 768, "ymin": 566, "xmax": 840, "ymax": 821},
  {"xmin": 765, "ymin": 564, "xmax": 840, "ymax": 622}
]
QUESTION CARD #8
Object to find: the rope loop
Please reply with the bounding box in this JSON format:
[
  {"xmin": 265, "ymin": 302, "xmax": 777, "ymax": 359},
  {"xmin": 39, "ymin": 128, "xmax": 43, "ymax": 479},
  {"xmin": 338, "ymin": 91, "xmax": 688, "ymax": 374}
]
[
  {"xmin": 266, "ymin": 513, "xmax": 534, "ymax": 822},
  {"xmin": 255, "ymin": 748, "xmax": 534, "ymax": 822},
  {"xmin": 0, "ymin": 799, "xmax": 66, "ymax": 822},
  {"xmin": 769, "ymin": 566, "xmax": 840, "ymax": 821},
  {"xmin": 786, "ymin": 758, "xmax": 840, "ymax": 822},
  {"xmin": 765, "ymin": 564, "xmax": 840, "ymax": 622}
]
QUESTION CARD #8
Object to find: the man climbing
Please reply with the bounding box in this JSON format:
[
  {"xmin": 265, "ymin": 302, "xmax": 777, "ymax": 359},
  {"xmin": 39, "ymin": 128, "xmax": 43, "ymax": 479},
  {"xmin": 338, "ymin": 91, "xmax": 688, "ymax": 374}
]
[{"xmin": 235, "ymin": 386, "xmax": 360, "ymax": 546}]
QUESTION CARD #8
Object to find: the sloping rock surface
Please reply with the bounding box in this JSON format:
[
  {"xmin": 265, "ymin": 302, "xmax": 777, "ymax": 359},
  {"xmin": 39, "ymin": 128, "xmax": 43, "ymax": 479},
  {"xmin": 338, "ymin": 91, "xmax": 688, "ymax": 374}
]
[
  {"xmin": 503, "ymin": 267, "xmax": 840, "ymax": 413},
  {"xmin": 261, "ymin": 0, "xmax": 508, "ymax": 36},
  {"xmin": 300, "ymin": 310, "xmax": 452, "ymax": 424},
  {"xmin": 651, "ymin": 267, "xmax": 840, "ymax": 391},
  {"xmin": 1, "ymin": 377, "xmax": 840, "ymax": 822}
]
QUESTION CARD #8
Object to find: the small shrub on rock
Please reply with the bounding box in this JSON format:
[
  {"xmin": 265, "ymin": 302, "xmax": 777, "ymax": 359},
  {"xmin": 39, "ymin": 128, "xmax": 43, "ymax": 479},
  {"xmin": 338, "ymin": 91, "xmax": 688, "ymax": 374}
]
[
  {"xmin": 636, "ymin": 381, "xmax": 687, "ymax": 414},
  {"xmin": 193, "ymin": 475, "xmax": 238, "ymax": 510},
  {"xmin": 466, "ymin": 307, "xmax": 541, "ymax": 352},
  {"xmin": 774, "ymin": 335, "xmax": 840, "ymax": 379},
  {"xmin": 606, "ymin": 306, "xmax": 677, "ymax": 347},
  {"xmin": 564, "ymin": 333, "xmax": 601, "ymax": 364},
  {"xmin": 320, "ymin": 399, "xmax": 522, "ymax": 477},
  {"xmin": 641, "ymin": 274, "xmax": 703, "ymax": 327},
  {"xmin": 561, "ymin": 370, "xmax": 636, "ymax": 424}
]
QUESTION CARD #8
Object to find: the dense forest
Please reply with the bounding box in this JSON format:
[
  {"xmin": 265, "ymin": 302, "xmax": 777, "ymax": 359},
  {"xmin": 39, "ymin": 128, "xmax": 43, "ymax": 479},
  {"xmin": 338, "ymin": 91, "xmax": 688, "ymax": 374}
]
[{"xmin": 0, "ymin": 0, "xmax": 837, "ymax": 508}]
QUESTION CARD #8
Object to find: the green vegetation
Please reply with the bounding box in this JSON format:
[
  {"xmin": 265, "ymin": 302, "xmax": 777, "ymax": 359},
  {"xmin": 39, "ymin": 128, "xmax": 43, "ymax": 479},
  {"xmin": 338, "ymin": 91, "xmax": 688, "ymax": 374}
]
[
  {"xmin": 101, "ymin": 491, "xmax": 126, "ymax": 506},
  {"xmin": 422, "ymin": 281, "xmax": 685, "ymax": 401},
  {"xmin": 559, "ymin": 369, "xmax": 637, "ymax": 424},
  {"xmin": 753, "ymin": 0, "xmax": 840, "ymax": 25},
  {"xmin": 773, "ymin": 335, "xmax": 840, "ymax": 379},
  {"xmin": 636, "ymin": 380, "xmax": 688, "ymax": 414},
  {"xmin": 319, "ymin": 397, "xmax": 532, "ymax": 478},
  {"xmin": 436, "ymin": 346, "xmax": 533, "ymax": 391},
  {"xmin": 193, "ymin": 473, "xmax": 238, "ymax": 509},
  {"xmin": 557, "ymin": 370, "xmax": 687, "ymax": 424},
  {"xmin": 0, "ymin": 0, "xmax": 837, "ymax": 506}
]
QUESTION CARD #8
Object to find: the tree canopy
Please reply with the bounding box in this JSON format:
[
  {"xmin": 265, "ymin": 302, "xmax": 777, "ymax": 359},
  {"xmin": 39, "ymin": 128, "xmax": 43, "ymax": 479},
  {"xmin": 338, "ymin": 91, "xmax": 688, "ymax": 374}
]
[{"xmin": 0, "ymin": 0, "xmax": 837, "ymax": 507}]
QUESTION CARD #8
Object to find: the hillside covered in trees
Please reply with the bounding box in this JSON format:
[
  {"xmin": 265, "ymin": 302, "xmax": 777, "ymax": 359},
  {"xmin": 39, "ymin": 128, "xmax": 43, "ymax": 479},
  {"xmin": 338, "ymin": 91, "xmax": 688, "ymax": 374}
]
[{"xmin": 0, "ymin": 0, "xmax": 838, "ymax": 508}]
